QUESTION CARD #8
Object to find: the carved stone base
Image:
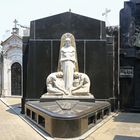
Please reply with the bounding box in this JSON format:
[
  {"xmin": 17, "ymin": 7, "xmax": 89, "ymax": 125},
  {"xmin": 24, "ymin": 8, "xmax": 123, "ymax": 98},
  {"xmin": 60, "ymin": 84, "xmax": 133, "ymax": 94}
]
[
  {"xmin": 40, "ymin": 92, "xmax": 95, "ymax": 102},
  {"xmin": 25, "ymin": 100, "xmax": 111, "ymax": 138}
]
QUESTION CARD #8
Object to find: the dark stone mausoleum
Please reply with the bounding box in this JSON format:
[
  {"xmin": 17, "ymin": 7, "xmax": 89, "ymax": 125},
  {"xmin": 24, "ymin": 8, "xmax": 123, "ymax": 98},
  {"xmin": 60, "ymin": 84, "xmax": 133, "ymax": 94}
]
[
  {"xmin": 120, "ymin": 0, "xmax": 140, "ymax": 112},
  {"xmin": 22, "ymin": 12, "xmax": 115, "ymax": 113}
]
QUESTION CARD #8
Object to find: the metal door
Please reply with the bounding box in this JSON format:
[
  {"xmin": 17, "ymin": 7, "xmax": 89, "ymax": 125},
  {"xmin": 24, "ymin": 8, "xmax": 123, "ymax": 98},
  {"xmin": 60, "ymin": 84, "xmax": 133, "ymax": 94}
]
[{"xmin": 11, "ymin": 62, "xmax": 21, "ymax": 95}]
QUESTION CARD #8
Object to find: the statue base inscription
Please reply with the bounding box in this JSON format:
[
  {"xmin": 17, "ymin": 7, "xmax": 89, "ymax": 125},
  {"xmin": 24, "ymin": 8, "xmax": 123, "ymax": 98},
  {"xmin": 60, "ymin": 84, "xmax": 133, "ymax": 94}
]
[{"xmin": 25, "ymin": 100, "xmax": 111, "ymax": 138}]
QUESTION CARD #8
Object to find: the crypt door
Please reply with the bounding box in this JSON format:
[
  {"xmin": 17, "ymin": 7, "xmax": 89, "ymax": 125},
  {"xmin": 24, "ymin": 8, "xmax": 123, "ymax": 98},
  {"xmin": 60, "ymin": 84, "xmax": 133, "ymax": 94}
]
[{"xmin": 11, "ymin": 62, "xmax": 21, "ymax": 95}]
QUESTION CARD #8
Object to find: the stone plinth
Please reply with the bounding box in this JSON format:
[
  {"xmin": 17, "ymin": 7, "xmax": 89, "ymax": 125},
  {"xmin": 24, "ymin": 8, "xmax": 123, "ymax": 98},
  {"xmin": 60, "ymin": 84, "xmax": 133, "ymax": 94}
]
[
  {"xmin": 40, "ymin": 93, "xmax": 95, "ymax": 102},
  {"xmin": 25, "ymin": 100, "xmax": 110, "ymax": 138}
]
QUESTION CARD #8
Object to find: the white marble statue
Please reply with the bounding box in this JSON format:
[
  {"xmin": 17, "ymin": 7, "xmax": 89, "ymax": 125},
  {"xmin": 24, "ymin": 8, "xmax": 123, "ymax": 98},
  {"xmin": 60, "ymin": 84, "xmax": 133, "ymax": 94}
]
[
  {"xmin": 60, "ymin": 37, "xmax": 76, "ymax": 95},
  {"xmin": 72, "ymin": 72, "xmax": 91, "ymax": 95},
  {"xmin": 46, "ymin": 72, "xmax": 65, "ymax": 95},
  {"xmin": 41, "ymin": 33, "xmax": 94, "ymax": 98}
]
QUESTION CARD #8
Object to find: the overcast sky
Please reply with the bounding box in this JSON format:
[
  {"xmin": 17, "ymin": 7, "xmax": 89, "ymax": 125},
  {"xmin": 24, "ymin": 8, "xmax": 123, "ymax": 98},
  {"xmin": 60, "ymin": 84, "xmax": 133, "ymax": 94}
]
[{"xmin": 0, "ymin": 0, "xmax": 128, "ymax": 41}]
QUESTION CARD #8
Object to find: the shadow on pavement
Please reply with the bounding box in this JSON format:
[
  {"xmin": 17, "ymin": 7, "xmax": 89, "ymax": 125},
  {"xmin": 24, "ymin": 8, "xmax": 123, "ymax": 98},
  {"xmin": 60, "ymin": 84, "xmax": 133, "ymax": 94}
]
[
  {"xmin": 5, "ymin": 103, "xmax": 21, "ymax": 115},
  {"xmin": 113, "ymin": 113, "xmax": 140, "ymax": 123},
  {"xmin": 113, "ymin": 135, "xmax": 140, "ymax": 140}
]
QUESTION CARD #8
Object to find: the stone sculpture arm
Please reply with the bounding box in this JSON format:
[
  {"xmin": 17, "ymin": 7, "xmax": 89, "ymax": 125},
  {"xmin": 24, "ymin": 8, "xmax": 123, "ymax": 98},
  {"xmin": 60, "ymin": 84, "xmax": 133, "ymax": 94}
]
[
  {"xmin": 53, "ymin": 80, "xmax": 68, "ymax": 95},
  {"xmin": 72, "ymin": 74, "xmax": 90, "ymax": 93},
  {"xmin": 72, "ymin": 79, "xmax": 84, "ymax": 91},
  {"xmin": 47, "ymin": 83, "xmax": 64, "ymax": 94},
  {"xmin": 60, "ymin": 48, "xmax": 76, "ymax": 62},
  {"xmin": 47, "ymin": 73, "xmax": 65, "ymax": 94}
]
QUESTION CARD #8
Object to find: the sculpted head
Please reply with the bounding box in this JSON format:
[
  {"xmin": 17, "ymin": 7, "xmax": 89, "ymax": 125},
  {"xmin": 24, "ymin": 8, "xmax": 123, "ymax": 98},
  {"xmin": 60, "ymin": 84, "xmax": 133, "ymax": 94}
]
[
  {"xmin": 65, "ymin": 37, "xmax": 71, "ymax": 47},
  {"xmin": 56, "ymin": 71, "xmax": 63, "ymax": 78},
  {"xmin": 74, "ymin": 72, "xmax": 80, "ymax": 79}
]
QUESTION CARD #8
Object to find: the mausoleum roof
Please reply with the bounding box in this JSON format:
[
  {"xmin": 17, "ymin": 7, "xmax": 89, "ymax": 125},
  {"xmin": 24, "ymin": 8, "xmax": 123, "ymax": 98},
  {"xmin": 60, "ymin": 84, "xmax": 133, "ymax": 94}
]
[
  {"xmin": 130, "ymin": 0, "xmax": 140, "ymax": 3},
  {"xmin": 1, "ymin": 33, "xmax": 22, "ymax": 46},
  {"xmin": 30, "ymin": 11, "xmax": 106, "ymax": 40}
]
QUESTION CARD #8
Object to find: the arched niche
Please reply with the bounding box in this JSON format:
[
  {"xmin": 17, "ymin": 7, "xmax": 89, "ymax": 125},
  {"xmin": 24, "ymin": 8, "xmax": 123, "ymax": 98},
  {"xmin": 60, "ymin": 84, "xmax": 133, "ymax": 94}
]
[{"xmin": 11, "ymin": 62, "xmax": 21, "ymax": 95}]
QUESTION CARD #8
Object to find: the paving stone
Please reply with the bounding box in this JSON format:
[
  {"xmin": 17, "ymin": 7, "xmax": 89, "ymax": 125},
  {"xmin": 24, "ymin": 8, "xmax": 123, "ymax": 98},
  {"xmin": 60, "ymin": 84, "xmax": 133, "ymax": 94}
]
[
  {"xmin": 2, "ymin": 97, "xmax": 140, "ymax": 140},
  {"xmin": 0, "ymin": 99, "xmax": 45, "ymax": 140}
]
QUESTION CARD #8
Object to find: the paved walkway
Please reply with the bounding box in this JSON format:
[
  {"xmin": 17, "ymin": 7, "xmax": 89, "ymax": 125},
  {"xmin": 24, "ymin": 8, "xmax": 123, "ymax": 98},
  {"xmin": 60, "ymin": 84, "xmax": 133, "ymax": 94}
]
[
  {"xmin": 0, "ymin": 98, "xmax": 46, "ymax": 140},
  {"xmin": 86, "ymin": 113, "xmax": 140, "ymax": 140},
  {"xmin": 1, "ymin": 97, "xmax": 140, "ymax": 140}
]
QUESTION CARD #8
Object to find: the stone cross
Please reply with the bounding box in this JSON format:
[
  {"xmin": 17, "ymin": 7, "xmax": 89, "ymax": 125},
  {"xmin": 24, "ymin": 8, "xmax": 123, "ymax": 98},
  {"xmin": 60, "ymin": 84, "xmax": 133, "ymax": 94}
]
[
  {"xmin": 13, "ymin": 19, "xmax": 18, "ymax": 28},
  {"xmin": 102, "ymin": 8, "xmax": 111, "ymax": 26}
]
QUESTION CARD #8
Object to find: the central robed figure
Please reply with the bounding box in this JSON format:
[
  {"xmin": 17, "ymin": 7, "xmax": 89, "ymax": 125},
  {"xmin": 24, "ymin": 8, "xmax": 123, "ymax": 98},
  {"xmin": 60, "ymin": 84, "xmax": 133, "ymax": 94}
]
[{"xmin": 41, "ymin": 33, "xmax": 94, "ymax": 98}]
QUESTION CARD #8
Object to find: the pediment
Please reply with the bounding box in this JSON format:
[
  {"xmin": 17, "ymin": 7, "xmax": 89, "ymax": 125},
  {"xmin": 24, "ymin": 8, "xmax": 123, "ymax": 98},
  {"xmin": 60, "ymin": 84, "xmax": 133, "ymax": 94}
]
[
  {"xmin": 30, "ymin": 12, "xmax": 105, "ymax": 39},
  {"xmin": 1, "ymin": 34, "xmax": 22, "ymax": 53},
  {"xmin": 1, "ymin": 34, "xmax": 22, "ymax": 46}
]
